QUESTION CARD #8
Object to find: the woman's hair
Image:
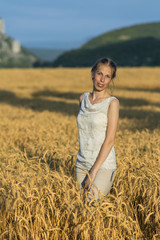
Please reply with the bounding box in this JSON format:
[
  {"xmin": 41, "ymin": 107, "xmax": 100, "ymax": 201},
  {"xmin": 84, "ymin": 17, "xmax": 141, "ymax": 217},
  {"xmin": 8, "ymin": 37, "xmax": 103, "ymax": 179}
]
[{"xmin": 91, "ymin": 57, "xmax": 117, "ymax": 79}]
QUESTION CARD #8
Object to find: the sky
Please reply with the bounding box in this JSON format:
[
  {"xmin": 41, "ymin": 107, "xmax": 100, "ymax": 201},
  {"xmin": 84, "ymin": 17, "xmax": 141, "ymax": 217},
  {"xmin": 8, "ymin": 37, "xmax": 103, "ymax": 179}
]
[{"xmin": 0, "ymin": 0, "xmax": 160, "ymax": 49}]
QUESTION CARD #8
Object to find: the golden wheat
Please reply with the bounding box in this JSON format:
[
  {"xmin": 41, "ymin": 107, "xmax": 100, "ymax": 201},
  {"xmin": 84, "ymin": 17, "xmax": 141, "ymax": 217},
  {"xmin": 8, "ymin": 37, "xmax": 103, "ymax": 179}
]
[{"xmin": 0, "ymin": 67, "xmax": 160, "ymax": 239}]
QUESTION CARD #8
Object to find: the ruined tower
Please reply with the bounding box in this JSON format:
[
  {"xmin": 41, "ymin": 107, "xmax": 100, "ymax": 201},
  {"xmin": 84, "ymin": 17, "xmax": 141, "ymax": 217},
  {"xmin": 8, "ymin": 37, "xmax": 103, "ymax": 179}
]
[
  {"xmin": 12, "ymin": 40, "xmax": 21, "ymax": 53},
  {"xmin": 0, "ymin": 18, "xmax": 5, "ymax": 34}
]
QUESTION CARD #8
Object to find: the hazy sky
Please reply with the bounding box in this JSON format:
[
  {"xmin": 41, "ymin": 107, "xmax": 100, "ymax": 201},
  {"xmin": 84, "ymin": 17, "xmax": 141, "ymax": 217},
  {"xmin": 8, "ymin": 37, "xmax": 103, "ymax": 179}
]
[{"xmin": 0, "ymin": 0, "xmax": 160, "ymax": 49}]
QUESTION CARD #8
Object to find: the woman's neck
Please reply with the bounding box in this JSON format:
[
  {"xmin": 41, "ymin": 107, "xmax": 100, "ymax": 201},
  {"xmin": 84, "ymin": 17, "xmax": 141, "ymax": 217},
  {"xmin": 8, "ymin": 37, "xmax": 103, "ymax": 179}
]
[{"xmin": 91, "ymin": 90, "xmax": 111, "ymax": 101}]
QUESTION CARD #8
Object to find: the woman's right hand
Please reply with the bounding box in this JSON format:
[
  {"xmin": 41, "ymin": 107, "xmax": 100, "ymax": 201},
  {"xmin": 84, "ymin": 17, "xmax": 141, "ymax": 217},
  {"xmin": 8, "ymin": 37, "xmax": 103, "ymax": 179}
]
[{"xmin": 82, "ymin": 170, "xmax": 97, "ymax": 191}]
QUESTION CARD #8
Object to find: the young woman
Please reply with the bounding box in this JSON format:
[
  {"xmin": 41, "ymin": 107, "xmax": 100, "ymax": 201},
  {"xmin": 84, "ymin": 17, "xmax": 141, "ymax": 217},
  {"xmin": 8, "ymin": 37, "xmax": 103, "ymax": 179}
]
[{"xmin": 76, "ymin": 57, "xmax": 119, "ymax": 201}]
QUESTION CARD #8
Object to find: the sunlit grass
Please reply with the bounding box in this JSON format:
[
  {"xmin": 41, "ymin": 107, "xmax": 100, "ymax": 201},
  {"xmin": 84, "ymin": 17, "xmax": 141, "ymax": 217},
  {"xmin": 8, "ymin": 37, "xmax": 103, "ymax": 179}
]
[{"xmin": 0, "ymin": 67, "xmax": 160, "ymax": 239}]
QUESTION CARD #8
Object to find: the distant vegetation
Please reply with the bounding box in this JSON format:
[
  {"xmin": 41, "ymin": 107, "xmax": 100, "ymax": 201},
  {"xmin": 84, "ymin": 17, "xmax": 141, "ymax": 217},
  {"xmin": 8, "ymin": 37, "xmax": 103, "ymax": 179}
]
[
  {"xmin": 52, "ymin": 22, "xmax": 160, "ymax": 67},
  {"xmin": 52, "ymin": 37, "xmax": 160, "ymax": 67},
  {"xmin": 1, "ymin": 21, "xmax": 160, "ymax": 68},
  {"xmin": 81, "ymin": 22, "xmax": 160, "ymax": 49}
]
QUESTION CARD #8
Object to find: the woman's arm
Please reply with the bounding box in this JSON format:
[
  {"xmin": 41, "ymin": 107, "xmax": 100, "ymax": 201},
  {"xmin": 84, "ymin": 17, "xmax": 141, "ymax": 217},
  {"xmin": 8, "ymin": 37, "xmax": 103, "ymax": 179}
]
[{"xmin": 84, "ymin": 98, "xmax": 119, "ymax": 190}]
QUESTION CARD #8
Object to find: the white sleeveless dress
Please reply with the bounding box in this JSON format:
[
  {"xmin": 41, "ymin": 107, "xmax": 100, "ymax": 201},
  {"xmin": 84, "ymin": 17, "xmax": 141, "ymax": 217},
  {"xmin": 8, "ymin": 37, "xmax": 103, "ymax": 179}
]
[{"xmin": 76, "ymin": 92, "xmax": 118, "ymax": 171}]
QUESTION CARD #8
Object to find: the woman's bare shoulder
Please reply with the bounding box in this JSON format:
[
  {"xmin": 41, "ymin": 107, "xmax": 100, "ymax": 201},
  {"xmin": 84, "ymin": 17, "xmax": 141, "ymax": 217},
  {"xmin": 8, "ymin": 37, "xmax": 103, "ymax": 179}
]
[
  {"xmin": 109, "ymin": 97, "xmax": 120, "ymax": 110},
  {"xmin": 111, "ymin": 97, "xmax": 119, "ymax": 105}
]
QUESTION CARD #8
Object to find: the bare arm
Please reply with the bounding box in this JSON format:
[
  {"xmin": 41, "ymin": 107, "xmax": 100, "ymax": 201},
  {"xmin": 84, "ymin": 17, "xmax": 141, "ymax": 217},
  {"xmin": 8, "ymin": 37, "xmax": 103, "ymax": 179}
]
[{"xmin": 84, "ymin": 98, "xmax": 119, "ymax": 190}]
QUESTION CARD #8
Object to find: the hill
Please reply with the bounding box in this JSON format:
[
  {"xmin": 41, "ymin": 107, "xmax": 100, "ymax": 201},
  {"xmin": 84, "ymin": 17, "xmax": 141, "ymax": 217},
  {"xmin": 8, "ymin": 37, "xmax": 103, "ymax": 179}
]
[
  {"xmin": 0, "ymin": 30, "xmax": 39, "ymax": 68},
  {"xmin": 52, "ymin": 22, "xmax": 160, "ymax": 67},
  {"xmin": 81, "ymin": 22, "xmax": 160, "ymax": 49}
]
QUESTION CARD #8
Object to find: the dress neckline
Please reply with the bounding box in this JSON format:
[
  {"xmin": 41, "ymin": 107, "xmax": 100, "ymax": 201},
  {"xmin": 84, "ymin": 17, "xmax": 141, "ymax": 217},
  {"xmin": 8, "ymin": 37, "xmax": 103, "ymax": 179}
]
[{"xmin": 87, "ymin": 92, "xmax": 112, "ymax": 106}]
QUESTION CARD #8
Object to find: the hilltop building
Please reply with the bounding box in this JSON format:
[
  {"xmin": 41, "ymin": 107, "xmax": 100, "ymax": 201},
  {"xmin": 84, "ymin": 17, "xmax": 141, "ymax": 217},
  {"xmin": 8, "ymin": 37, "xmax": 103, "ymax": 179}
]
[
  {"xmin": 0, "ymin": 18, "xmax": 5, "ymax": 34},
  {"xmin": 0, "ymin": 18, "xmax": 38, "ymax": 67},
  {"xmin": 12, "ymin": 40, "xmax": 21, "ymax": 53},
  {"xmin": 0, "ymin": 18, "xmax": 21, "ymax": 53}
]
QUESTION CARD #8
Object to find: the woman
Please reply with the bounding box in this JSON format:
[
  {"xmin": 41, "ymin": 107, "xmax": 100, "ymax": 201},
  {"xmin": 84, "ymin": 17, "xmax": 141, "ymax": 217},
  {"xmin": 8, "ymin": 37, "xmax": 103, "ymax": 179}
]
[{"xmin": 76, "ymin": 57, "xmax": 119, "ymax": 201}]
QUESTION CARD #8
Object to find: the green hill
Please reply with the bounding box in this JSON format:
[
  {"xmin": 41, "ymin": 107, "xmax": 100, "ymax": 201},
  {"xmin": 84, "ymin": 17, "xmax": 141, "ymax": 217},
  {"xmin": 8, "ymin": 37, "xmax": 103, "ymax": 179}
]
[
  {"xmin": 52, "ymin": 22, "xmax": 160, "ymax": 67},
  {"xmin": 0, "ymin": 33, "xmax": 39, "ymax": 68},
  {"xmin": 81, "ymin": 22, "xmax": 160, "ymax": 49}
]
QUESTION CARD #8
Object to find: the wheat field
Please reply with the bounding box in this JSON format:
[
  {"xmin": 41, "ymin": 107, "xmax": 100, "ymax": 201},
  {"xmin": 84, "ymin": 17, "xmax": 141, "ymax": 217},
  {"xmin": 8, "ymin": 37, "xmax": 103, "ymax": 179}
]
[{"xmin": 0, "ymin": 67, "xmax": 160, "ymax": 240}]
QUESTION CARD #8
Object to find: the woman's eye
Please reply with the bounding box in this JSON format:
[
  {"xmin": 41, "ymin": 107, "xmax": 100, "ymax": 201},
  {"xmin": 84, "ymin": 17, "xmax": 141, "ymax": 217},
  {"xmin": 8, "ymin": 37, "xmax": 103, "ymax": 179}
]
[{"xmin": 106, "ymin": 75, "xmax": 111, "ymax": 78}]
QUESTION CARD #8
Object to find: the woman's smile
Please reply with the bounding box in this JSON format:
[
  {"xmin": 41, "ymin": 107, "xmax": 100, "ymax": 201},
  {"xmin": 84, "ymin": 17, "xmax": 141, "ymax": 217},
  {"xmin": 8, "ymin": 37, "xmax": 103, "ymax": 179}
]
[{"xmin": 97, "ymin": 83, "xmax": 104, "ymax": 87}]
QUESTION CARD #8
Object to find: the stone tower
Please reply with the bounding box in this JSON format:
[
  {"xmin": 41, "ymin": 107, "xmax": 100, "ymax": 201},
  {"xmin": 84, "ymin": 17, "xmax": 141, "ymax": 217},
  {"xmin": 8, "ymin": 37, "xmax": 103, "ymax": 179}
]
[
  {"xmin": 0, "ymin": 18, "xmax": 5, "ymax": 34},
  {"xmin": 12, "ymin": 40, "xmax": 21, "ymax": 53}
]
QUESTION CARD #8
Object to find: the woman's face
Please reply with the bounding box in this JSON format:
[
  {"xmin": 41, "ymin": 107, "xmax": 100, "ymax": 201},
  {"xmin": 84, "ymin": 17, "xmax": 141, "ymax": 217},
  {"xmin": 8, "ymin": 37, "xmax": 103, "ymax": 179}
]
[{"xmin": 92, "ymin": 64, "xmax": 113, "ymax": 92}]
